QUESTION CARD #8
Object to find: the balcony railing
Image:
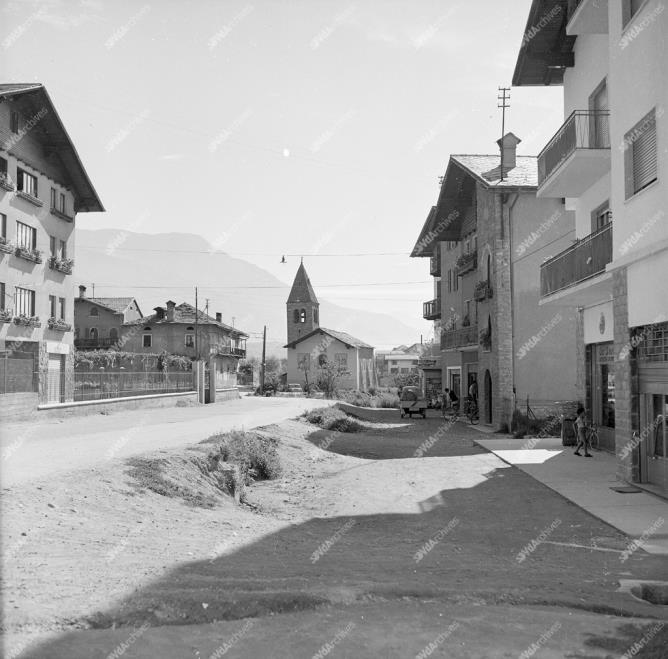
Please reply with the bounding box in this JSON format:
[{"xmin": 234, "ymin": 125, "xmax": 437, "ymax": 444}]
[
  {"xmin": 455, "ymin": 252, "xmax": 477, "ymax": 277},
  {"xmin": 423, "ymin": 298, "xmax": 441, "ymax": 321},
  {"xmin": 430, "ymin": 255, "xmax": 441, "ymax": 277},
  {"xmin": 441, "ymin": 324, "xmax": 479, "ymax": 350},
  {"xmin": 540, "ymin": 223, "xmax": 612, "ymax": 297},
  {"xmin": 538, "ymin": 111, "xmax": 610, "ymax": 187},
  {"xmin": 474, "ymin": 280, "xmax": 493, "ymax": 302},
  {"xmin": 74, "ymin": 337, "xmax": 117, "ymax": 350}
]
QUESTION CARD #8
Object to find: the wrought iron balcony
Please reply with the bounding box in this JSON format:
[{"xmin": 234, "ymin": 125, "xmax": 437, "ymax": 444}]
[
  {"xmin": 430, "ymin": 255, "xmax": 441, "ymax": 277},
  {"xmin": 423, "ymin": 298, "xmax": 441, "ymax": 321},
  {"xmin": 441, "ymin": 324, "xmax": 479, "ymax": 350},
  {"xmin": 538, "ymin": 111, "xmax": 610, "ymax": 197},
  {"xmin": 540, "ymin": 223, "xmax": 612, "ymax": 297},
  {"xmin": 455, "ymin": 252, "xmax": 477, "ymax": 277}
]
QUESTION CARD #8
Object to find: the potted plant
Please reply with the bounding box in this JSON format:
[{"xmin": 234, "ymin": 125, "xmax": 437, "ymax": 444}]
[
  {"xmin": 13, "ymin": 314, "xmax": 41, "ymax": 328},
  {"xmin": 0, "ymin": 308, "xmax": 12, "ymax": 323},
  {"xmin": 15, "ymin": 245, "xmax": 42, "ymax": 263},
  {"xmin": 48, "ymin": 256, "xmax": 74, "ymax": 274},
  {"xmin": 48, "ymin": 317, "xmax": 72, "ymax": 331}
]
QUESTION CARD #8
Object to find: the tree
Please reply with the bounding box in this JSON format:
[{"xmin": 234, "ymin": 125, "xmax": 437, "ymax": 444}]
[{"xmin": 316, "ymin": 359, "xmax": 348, "ymax": 398}]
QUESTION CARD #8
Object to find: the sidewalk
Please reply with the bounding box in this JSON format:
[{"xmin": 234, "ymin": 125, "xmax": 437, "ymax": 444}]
[{"xmin": 473, "ymin": 436, "xmax": 668, "ymax": 555}]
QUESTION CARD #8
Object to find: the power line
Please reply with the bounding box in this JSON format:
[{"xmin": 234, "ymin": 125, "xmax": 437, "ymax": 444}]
[
  {"xmin": 87, "ymin": 281, "xmax": 432, "ymax": 290},
  {"xmin": 77, "ymin": 245, "xmax": 410, "ymax": 257}
]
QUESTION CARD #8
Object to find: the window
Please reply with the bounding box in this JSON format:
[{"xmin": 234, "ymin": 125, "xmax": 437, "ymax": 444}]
[
  {"xmin": 185, "ymin": 334, "xmax": 195, "ymax": 347},
  {"xmin": 14, "ymin": 287, "xmax": 35, "ymax": 316},
  {"xmin": 591, "ymin": 201, "xmax": 612, "ymax": 232},
  {"xmin": 313, "ymin": 308, "xmax": 319, "ymax": 324},
  {"xmin": 59, "ymin": 297, "xmax": 65, "ymax": 320},
  {"xmin": 51, "ymin": 189, "xmax": 66, "ymax": 214},
  {"xmin": 16, "ymin": 221, "xmax": 36, "ymax": 249},
  {"xmin": 17, "ymin": 169, "xmax": 37, "ymax": 197},
  {"xmin": 0, "ymin": 213, "xmax": 6, "ymax": 238},
  {"xmin": 143, "ymin": 332, "xmax": 152, "ymax": 348},
  {"xmin": 0, "ymin": 156, "xmax": 8, "ymax": 183},
  {"xmin": 10, "ymin": 111, "xmax": 19, "ymax": 134},
  {"xmin": 49, "ymin": 295, "xmax": 57, "ymax": 318},
  {"xmin": 454, "ymin": 269, "xmax": 459, "ymax": 292},
  {"xmin": 59, "ymin": 240, "xmax": 66, "ymax": 259},
  {"xmin": 625, "ymin": 109, "xmax": 657, "ymax": 198},
  {"xmin": 318, "ymin": 353, "xmax": 327, "ymax": 366},
  {"xmin": 293, "ymin": 309, "xmax": 299, "ymax": 323},
  {"xmin": 447, "ymin": 269, "xmax": 452, "ymax": 293},
  {"xmin": 51, "ymin": 188, "xmax": 56, "ymax": 209},
  {"xmin": 89, "ymin": 327, "xmax": 98, "ymax": 340},
  {"xmin": 0, "ymin": 282, "xmax": 5, "ymax": 311},
  {"xmin": 299, "ymin": 308, "xmax": 306, "ymax": 323},
  {"xmin": 89, "ymin": 307, "xmax": 99, "ymax": 317},
  {"xmin": 623, "ymin": 0, "xmax": 645, "ymax": 26},
  {"xmin": 50, "ymin": 235, "xmax": 56, "ymax": 257}
]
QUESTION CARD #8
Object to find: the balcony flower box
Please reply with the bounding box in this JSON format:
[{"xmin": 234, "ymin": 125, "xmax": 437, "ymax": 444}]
[
  {"xmin": 0, "ymin": 237, "xmax": 13, "ymax": 254},
  {"xmin": 0, "ymin": 173, "xmax": 14, "ymax": 192},
  {"xmin": 16, "ymin": 190, "xmax": 44, "ymax": 206},
  {"xmin": 15, "ymin": 246, "xmax": 42, "ymax": 263},
  {"xmin": 48, "ymin": 317, "xmax": 72, "ymax": 332},
  {"xmin": 13, "ymin": 314, "xmax": 41, "ymax": 328},
  {"xmin": 479, "ymin": 327, "xmax": 492, "ymax": 352},
  {"xmin": 49, "ymin": 256, "xmax": 74, "ymax": 274},
  {"xmin": 455, "ymin": 252, "xmax": 477, "ymax": 276},
  {"xmin": 0, "ymin": 309, "xmax": 12, "ymax": 323},
  {"xmin": 474, "ymin": 280, "xmax": 493, "ymax": 302}
]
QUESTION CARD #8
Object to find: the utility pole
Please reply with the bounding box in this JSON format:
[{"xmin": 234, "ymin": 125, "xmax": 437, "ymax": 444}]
[
  {"xmin": 498, "ymin": 86, "xmax": 511, "ymax": 181},
  {"xmin": 194, "ymin": 287, "xmax": 199, "ymax": 360},
  {"xmin": 205, "ymin": 298, "xmax": 210, "ymax": 316},
  {"xmin": 91, "ymin": 282, "xmax": 95, "ymax": 297},
  {"xmin": 260, "ymin": 325, "xmax": 267, "ymax": 393}
]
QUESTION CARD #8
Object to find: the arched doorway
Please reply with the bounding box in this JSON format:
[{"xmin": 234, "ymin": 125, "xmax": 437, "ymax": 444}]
[{"xmin": 484, "ymin": 370, "xmax": 492, "ymax": 424}]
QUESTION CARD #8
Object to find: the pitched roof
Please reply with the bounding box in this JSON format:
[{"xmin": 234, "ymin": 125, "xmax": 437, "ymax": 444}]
[
  {"xmin": 87, "ymin": 297, "xmax": 136, "ymax": 314},
  {"xmin": 285, "ymin": 327, "xmax": 373, "ymax": 350},
  {"xmin": 450, "ymin": 155, "xmax": 538, "ymax": 188},
  {"xmin": 0, "ymin": 83, "xmax": 104, "ymax": 212},
  {"xmin": 125, "ymin": 302, "xmax": 248, "ymax": 338},
  {"xmin": 287, "ymin": 263, "xmax": 318, "ymax": 304}
]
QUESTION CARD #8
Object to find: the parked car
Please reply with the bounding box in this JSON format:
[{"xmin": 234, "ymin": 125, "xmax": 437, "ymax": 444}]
[{"xmin": 399, "ymin": 386, "xmax": 427, "ymax": 419}]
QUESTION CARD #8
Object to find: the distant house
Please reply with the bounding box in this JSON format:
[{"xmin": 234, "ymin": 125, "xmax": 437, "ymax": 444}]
[
  {"xmin": 385, "ymin": 351, "xmax": 420, "ymax": 375},
  {"xmin": 74, "ymin": 285, "xmax": 142, "ymax": 349},
  {"xmin": 121, "ymin": 301, "xmax": 248, "ymax": 389},
  {"xmin": 284, "ymin": 263, "xmax": 376, "ymax": 391}
]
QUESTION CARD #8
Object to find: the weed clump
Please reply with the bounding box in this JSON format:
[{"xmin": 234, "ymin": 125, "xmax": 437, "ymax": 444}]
[
  {"xmin": 302, "ymin": 407, "xmax": 365, "ymax": 433},
  {"xmin": 208, "ymin": 430, "xmax": 282, "ymax": 483}
]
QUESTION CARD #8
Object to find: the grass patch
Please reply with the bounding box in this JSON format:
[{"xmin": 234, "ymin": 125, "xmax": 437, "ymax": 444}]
[
  {"xmin": 337, "ymin": 390, "xmax": 400, "ymax": 409},
  {"xmin": 302, "ymin": 406, "xmax": 365, "ymax": 432},
  {"xmin": 511, "ymin": 410, "xmax": 562, "ymax": 439}
]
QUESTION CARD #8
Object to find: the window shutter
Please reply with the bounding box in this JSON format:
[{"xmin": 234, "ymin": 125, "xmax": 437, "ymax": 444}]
[{"xmin": 633, "ymin": 114, "xmax": 657, "ymax": 194}]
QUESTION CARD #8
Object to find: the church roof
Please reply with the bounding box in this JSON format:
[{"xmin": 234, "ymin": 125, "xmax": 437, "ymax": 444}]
[
  {"xmin": 287, "ymin": 262, "xmax": 319, "ymax": 304},
  {"xmin": 284, "ymin": 327, "xmax": 373, "ymax": 350}
]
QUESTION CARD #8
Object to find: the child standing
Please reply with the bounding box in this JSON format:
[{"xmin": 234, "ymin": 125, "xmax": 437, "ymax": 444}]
[{"xmin": 574, "ymin": 407, "xmax": 592, "ymax": 457}]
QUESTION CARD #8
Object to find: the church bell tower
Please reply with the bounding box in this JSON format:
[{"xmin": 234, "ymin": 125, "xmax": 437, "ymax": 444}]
[{"xmin": 287, "ymin": 261, "xmax": 320, "ymax": 344}]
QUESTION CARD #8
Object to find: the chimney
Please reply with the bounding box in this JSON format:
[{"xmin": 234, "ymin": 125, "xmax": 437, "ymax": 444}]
[
  {"xmin": 78, "ymin": 285, "xmax": 86, "ymax": 298},
  {"xmin": 166, "ymin": 300, "xmax": 176, "ymax": 322},
  {"xmin": 154, "ymin": 306, "xmax": 165, "ymax": 320},
  {"xmin": 216, "ymin": 312, "xmax": 222, "ymax": 323},
  {"xmin": 497, "ymin": 132, "xmax": 521, "ymax": 173}
]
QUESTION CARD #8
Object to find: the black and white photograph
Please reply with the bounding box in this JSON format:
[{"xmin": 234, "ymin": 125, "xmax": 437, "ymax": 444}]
[{"xmin": 1, "ymin": 0, "xmax": 667, "ymax": 657}]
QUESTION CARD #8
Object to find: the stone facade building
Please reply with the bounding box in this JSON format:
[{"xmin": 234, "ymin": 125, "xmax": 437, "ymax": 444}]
[
  {"xmin": 413, "ymin": 134, "xmax": 579, "ymax": 428},
  {"xmin": 0, "ymin": 83, "xmax": 103, "ymax": 413}
]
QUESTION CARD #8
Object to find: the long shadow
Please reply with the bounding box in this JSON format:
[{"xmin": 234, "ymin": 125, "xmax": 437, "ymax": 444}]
[{"xmin": 21, "ymin": 451, "xmax": 668, "ymax": 658}]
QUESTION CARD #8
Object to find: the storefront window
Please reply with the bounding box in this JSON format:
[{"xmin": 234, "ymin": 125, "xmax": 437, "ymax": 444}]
[{"xmin": 601, "ymin": 364, "xmax": 615, "ymax": 428}]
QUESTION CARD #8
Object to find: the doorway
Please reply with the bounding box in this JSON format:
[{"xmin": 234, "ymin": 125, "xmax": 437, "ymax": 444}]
[
  {"xmin": 47, "ymin": 354, "xmax": 64, "ymax": 403},
  {"xmin": 484, "ymin": 370, "xmax": 492, "ymax": 424},
  {"xmin": 641, "ymin": 393, "xmax": 668, "ymax": 491}
]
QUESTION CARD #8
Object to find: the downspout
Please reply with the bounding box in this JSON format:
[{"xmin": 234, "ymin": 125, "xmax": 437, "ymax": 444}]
[{"xmin": 503, "ymin": 190, "xmax": 520, "ymax": 430}]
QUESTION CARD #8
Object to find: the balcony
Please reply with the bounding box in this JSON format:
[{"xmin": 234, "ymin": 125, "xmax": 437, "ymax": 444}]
[
  {"xmin": 567, "ymin": 0, "xmax": 608, "ymax": 35},
  {"xmin": 441, "ymin": 324, "xmax": 478, "ymax": 351},
  {"xmin": 538, "ymin": 111, "xmax": 610, "ymax": 197},
  {"xmin": 14, "ymin": 246, "xmax": 42, "ymax": 264},
  {"xmin": 423, "ymin": 298, "xmax": 441, "ymax": 321},
  {"xmin": 455, "ymin": 252, "xmax": 477, "ymax": 277},
  {"xmin": 540, "ymin": 223, "xmax": 612, "ymax": 298},
  {"xmin": 0, "ymin": 173, "xmax": 14, "ymax": 192},
  {"xmin": 48, "ymin": 318, "xmax": 72, "ymax": 332},
  {"xmin": 0, "ymin": 237, "xmax": 13, "ymax": 254},
  {"xmin": 48, "ymin": 256, "xmax": 74, "ymax": 275},
  {"xmin": 474, "ymin": 280, "xmax": 493, "ymax": 302},
  {"xmin": 74, "ymin": 338, "xmax": 117, "ymax": 350},
  {"xmin": 429, "ymin": 255, "xmax": 441, "ymax": 277}
]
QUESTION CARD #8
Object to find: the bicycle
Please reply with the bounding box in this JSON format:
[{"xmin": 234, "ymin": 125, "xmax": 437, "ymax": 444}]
[{"xmin": 463, "ymin": 397, "xmax": 479, "ymax": 425}]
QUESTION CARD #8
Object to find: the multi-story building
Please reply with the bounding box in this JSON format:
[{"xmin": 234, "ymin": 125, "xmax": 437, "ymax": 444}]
[
  {"xmin": 514, "ymin": 0, "xmax": 667, "ymax": 493},
  {"xmin": 0, "ymin": 83, "xmax": 103, "ymax": 411},
  {"xmin": 413, "ymin": 133, "xmax": 578, "ymax": 427},
  {"xmin": 121, "ymin": 301, "xmax": 248, "ymax": 389},
  {"xmin": 74, "ymin": 285, "xmax": 143, "ymax": 349}
]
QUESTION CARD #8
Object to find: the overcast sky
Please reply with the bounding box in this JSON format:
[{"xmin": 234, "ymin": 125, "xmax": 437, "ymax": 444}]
[{"xmin": 1, "ymin": 0, "xmax": 563, "ymax": 343}]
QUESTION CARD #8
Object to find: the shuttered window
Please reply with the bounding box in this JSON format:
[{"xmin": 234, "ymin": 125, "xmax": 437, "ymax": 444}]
[
  {"xmin": 15, "ymin": 287, "xmax": 35, "ymax": 316},
  {"xmin": 625, "ymin": 109, "xmax": 657, "ymax": 198}
]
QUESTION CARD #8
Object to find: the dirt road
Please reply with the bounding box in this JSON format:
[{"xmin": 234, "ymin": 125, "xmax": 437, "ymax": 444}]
[{"xmin": 3, "ymin": 408, "xmax": 668, "ymax": 658}]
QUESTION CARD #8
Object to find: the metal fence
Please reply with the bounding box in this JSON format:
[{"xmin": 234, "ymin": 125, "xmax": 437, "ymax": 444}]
[
  {"xmin": 0, "ymin": 351, "xmax": 37, "ymax": 394},
  {"xmin": 74, "ymin": 370, "xmax": 194, "ymax": 402}
]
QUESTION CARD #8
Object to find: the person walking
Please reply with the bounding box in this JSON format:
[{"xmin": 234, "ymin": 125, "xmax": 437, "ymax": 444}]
[{"xmin": 574, "ymin": 407, "xmax": 592, "ymax": 457}]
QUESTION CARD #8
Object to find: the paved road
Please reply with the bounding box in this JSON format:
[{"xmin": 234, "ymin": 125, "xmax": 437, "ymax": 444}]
[{"xmin": 0, "ymin": 397, "xmax": 330, "ymax": 488}]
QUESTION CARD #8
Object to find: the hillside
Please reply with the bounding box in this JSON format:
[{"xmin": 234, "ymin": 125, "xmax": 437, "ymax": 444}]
[{"xmin": 74, "ymin": 229, "xmax": 419, "ymax": 355}]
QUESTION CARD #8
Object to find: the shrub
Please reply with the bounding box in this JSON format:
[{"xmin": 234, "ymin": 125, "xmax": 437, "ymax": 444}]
[
  {"xmin": 209, "ymin": 430, "xmax": 282, "ymax": 482},
  {"xmin": 302, "ymin": 407, "xmax": 364, "ymax": 433},
  {"xmin": 377, "ymin": 392, "xmax": 400, "ymax": 408},
  {"xmin": 511, "ymin": 410, "xmax": 562, "ymax": 437}
]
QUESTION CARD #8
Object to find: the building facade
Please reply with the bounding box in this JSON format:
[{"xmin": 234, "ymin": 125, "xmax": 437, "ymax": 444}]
[
  {"xmin": 514, "ymin": 0, "xmax": 668, "ymax": 493},
  {"xmin": 0, "ymin": 83, "xmax": 103, "ymax": 410},
  {"xmin": 121, "ymin": 301, "xmax": 248, "ymax": 389},
  {"xmin": 284, "ymin": 263, "xmax": 376, "ymax": 391},
  {"xmin": 74, "ymin": 285, "xmax": 142, "ymax": 350},
  {"xmin": 413, "ymin": 134, "xmax": 579, "ymax": 427}
]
